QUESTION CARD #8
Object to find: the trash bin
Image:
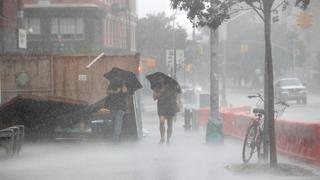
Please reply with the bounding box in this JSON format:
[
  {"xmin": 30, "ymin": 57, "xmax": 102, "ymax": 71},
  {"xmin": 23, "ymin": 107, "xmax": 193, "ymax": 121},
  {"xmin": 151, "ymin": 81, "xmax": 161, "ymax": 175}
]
[
  {"xmin": 192, "ymin": 109, "xmax": 199, "ymax": 131},
  {"xmin": 184, "ymin": 108, "xmax": 192, "ymax": 130}
]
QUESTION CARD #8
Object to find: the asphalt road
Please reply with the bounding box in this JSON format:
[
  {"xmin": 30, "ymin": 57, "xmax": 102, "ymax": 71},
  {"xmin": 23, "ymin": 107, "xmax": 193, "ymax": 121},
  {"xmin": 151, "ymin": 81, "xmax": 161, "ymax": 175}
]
[{"xmin": 226, "ymin": 89, "xmax": 320, "ymax": 122}]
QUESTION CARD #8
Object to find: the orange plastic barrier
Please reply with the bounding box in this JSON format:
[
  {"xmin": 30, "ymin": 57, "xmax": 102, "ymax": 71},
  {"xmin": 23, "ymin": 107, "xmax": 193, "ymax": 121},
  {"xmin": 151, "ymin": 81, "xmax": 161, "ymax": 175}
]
[
  {"xmin": 223, "ymin": 113, "xmax": 250, "ymax": 139},
  {"xmin": 198, "ymin": 107, "xmax": 210, "ymax": 126},
  {"xmin": 197, "ymin": 106, "xmax": 251, "ymax": 127},
  {"xmin": 221, "ymin": 109, "xmax": 320, "ymax": 166},
  {"xmin": 276, "ymin": 120, "xmax": 320, "ymax": 165}
]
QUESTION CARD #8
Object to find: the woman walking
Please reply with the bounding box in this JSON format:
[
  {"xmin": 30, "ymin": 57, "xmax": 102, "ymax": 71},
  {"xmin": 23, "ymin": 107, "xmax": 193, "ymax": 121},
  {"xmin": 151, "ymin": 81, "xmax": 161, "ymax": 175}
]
[{"xmin": 153, "ymin": 84, "xmax": 179, "ymax": 144}]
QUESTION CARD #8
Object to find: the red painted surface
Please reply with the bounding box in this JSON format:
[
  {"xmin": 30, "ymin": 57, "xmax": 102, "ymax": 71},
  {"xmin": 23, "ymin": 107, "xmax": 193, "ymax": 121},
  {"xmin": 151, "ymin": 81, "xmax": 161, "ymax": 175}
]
[
  {"xmin": 0, "ymin": 0, "xmax": 18, "ymax": 30},
  {"xmin": 197, "ymin": 106, "xmax": 251, "ymax": 126},
  {"xmin": 221, "ymin": 108, "xmax": 320, "ymax": 166}
]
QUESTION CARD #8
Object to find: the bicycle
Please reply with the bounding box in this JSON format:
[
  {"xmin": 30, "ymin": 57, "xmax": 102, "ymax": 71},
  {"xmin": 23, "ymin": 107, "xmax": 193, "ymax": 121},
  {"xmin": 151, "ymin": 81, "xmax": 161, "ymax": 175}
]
[{"xmin": 242, "ymin": 93, "xmax": 289, "ymax": 163}]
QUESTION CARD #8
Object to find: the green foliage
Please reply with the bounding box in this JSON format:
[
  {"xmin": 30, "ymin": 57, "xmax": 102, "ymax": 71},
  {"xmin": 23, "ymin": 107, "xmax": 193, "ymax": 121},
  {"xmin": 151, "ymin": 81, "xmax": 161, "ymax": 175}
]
[
  {"xmin": 170, "ymin": 0, "xmax": 311, "ymax": 30},
  {"xmin": 170, "ymin": 0, "xmax": 235, "ymax": 29},
  {"xmin": 170, "ymin": 0, "xmax": 264, "ymax": 29}
]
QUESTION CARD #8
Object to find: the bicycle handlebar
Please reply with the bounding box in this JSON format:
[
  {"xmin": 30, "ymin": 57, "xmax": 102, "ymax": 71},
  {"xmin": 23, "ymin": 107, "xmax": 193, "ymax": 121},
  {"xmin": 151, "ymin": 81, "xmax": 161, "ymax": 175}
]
[
  {"xmin": 275, "ymin": 101, "xmax": 290, "ymax": 107},
  {"xmin": 248, "ymin": 93, "xmax": 263, "ymax": 101},
  {"xmin": 248, "ymin": 93, "xmax": 290, "ymax": 107},
  {"xmin": 248, "ymin": 95, "xmax": 257, "ymax": 99}
]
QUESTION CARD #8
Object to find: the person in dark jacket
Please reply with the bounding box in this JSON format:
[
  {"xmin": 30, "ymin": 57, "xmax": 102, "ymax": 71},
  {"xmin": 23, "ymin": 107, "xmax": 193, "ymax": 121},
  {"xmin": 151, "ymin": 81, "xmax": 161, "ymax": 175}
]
[
  {"xmin": 106, "ymin": 79, "xmax": 128, "ymax": 143},
  {"xmin": 153, "ymin": 84, "xmax": 179, "ymax": 144}
]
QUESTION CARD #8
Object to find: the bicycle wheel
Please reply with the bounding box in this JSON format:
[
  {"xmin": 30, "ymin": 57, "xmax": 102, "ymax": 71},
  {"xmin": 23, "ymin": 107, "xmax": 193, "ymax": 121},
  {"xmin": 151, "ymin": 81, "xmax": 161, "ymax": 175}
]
[{"xmin": 242, "ymin": 123, "xmax": 258, "ymax": 163}]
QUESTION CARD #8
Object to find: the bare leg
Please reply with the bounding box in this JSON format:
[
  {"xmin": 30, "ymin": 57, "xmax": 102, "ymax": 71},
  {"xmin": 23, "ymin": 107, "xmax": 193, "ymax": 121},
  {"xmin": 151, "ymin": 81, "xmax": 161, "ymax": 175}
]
[
  {"xmin": 159, "ymin": 116, "xmax": 166, "ymax": 143},
  {"xmin": 112, "ymin": 110, "xmax": 125, "ymax": 143},
  {"xmin": 166, "ymin": 117, "xmax": 173, "ymax": 144}
]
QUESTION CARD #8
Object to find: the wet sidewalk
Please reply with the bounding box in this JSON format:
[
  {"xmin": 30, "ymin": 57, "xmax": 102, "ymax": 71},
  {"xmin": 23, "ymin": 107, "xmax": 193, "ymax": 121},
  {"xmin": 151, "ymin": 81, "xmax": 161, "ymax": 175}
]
[{"xmin": 0, "ymin": 107, "xmax": 319, "ymax": 180}]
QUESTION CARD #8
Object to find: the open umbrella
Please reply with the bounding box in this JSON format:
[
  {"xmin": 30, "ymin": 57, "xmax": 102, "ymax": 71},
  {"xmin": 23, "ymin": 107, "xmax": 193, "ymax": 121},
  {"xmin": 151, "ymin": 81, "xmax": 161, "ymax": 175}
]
[
  {"xmin": 104, "ymin": 67, "xmax": 142, "ymax": 94},
  {"xmin": 146, "ymin": 72, "xmax": 181, "ymax": 93}
]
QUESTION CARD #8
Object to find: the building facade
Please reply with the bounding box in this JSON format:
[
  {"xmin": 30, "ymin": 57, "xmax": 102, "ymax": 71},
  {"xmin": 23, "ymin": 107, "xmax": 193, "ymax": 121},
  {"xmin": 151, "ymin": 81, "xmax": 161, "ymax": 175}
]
[
  {"xmin": 23, "ymin": 0, "xmax": 137, "ymax": 54},
  {"xmin": 0, "ymin": 0, "xmax": 24, "ymax": 53}
]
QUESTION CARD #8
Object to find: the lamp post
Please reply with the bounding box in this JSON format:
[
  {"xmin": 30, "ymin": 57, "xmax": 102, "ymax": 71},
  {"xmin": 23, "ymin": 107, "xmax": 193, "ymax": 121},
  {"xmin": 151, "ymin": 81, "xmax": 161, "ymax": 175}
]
[{"xmin": 171, "ymin": 11, "xmax": 177, "ymax": 80}]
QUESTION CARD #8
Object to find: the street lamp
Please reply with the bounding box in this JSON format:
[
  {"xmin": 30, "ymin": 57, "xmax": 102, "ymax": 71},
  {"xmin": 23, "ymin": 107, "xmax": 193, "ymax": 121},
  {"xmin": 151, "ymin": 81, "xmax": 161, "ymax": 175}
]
[
  {"xmin": 170, "ymin": 11, "xmax": 187, "ymax": 80},
  {"xmin": 171, "ymin": 11, "xmax": 177, "ymax": 80}
]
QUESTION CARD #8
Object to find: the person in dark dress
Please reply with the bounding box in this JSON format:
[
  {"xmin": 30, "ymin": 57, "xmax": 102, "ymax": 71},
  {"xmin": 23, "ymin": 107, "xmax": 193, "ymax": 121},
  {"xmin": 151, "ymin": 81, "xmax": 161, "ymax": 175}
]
[
  {"xmin": 105, "ymin": 79, "xmax": 128, "ymax": 143},
  {"xmin": 153, "ymin": 84, "xmax": 179, "ymax": 144}
]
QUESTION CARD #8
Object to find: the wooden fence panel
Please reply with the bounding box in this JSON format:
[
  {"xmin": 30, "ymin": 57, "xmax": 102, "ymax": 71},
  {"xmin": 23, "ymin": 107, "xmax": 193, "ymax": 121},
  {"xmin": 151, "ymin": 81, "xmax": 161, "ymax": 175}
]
[{"xmin": 1, "ymin": 54, "xmax": 140, "ymax": 104}]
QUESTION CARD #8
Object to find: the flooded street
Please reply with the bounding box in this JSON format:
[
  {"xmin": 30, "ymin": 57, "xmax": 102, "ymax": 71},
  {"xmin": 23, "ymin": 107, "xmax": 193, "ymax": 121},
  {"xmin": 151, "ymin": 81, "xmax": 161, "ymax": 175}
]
[
  {"xmin": 1, "ymin": 0, "xmax": 320, "ymax": 179},
  {"xmin": 0, "ymin": 118, "xmax": 234, "ymax": 180},
  {"xmin": 0, "ymin": 101, "xmax": 319, "ymax": 180}
]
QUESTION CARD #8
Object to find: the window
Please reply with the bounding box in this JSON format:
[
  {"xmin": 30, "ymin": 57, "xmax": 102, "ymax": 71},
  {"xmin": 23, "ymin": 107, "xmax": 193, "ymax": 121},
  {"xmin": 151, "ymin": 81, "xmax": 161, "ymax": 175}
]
[
  {"xmin": 25, "ymin": 18, "xmax": 41, "ymax": 34},
  {"xmin": 51, "ymin": 18, "xmax": 58, "ymax": 34},
  {"xmin": 60, "ymin": 18, "xmax": 75, "ymax": 34},
  {"xmin": 50, "ymin": 17, "xmax": 84, "ymax": 39}
]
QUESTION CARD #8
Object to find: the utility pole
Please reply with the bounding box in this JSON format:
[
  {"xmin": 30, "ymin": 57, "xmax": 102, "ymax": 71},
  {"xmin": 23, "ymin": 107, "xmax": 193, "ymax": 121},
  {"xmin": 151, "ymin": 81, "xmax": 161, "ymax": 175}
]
[
  {"xmin": 220, "ymin": 24, "xmax": 227, "ymax": 107},
  {"xmin": 206, "ymin": 28, "xmax": 223, "ymax": 144},
  {"xmin": 292, "ymin": 39, "xmax": 297, "ymax": 76},
  {"xmin": 172, "ymin": 11, "xmax": 177, "ymax": 80}
]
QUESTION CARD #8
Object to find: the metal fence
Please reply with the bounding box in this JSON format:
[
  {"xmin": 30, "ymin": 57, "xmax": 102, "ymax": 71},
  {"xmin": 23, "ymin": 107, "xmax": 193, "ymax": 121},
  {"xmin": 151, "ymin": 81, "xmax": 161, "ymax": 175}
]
[{"xmin": 0, "ymin": 125, "xmax": 24, "ymax": 157}]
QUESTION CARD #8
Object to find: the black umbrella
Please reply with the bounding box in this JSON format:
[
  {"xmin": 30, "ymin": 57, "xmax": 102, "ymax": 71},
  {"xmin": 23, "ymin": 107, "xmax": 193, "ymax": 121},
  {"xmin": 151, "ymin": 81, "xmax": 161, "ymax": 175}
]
[
  {"xmin": 146, "ymin": 72, "xmax": 181, "ymax": 93},
  {"xmin": 104, "ymin": 67, "xmax": 142, "ymax": 94}
]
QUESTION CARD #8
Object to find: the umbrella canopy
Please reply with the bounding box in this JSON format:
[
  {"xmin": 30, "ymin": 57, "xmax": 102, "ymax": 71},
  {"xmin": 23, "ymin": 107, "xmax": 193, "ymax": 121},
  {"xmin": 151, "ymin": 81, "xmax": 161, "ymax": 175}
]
[
  {"xmin": 104, "ymin": 67, "xmax": 142, "ymax": 94},
  {"xmin": 146, "ymin": 72, "xmax": 181, "ymax": 93}
]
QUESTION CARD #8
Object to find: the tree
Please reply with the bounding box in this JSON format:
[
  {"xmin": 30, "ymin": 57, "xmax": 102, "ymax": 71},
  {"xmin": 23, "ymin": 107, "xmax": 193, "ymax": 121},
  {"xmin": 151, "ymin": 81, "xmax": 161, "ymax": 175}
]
[
  {"xmin": 170, "ymin": 0, "xmax": 310, "ymax": 167},
  {"xmin": 136, "ymin": 13, "xmax": 188, "ymax": 72}
]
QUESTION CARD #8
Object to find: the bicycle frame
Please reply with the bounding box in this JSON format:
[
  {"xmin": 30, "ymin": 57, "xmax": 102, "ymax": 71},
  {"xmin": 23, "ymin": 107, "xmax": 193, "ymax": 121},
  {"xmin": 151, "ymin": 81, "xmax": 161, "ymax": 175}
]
[{"xmin": 243, "ymin": 93, "xmax": 289, "ymax": 163}]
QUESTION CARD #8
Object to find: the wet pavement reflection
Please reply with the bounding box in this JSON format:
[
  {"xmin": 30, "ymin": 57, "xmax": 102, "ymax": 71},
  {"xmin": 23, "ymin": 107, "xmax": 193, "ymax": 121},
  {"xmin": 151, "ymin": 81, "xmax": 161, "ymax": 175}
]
[{"xmin": 0, "ymin": 111, "xmax": 318, "ymax": 180}]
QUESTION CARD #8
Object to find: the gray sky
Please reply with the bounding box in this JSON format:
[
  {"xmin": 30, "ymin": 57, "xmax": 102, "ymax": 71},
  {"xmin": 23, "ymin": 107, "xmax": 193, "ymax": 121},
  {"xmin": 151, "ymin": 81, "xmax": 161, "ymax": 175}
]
[{"xmin": 137, "ymin": 0, "xmax": 193, "ymax": 34}]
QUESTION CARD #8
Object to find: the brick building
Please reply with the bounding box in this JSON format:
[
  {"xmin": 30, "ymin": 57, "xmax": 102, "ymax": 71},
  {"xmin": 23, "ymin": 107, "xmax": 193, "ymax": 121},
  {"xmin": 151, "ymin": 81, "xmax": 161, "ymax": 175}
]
[
  {"xmin": 0, "ymin": 0, "xmax": 24, "ymax": 53},
  {"xmin": 23, "ymin": 0, "xmax": 137, "ymax": 54}
]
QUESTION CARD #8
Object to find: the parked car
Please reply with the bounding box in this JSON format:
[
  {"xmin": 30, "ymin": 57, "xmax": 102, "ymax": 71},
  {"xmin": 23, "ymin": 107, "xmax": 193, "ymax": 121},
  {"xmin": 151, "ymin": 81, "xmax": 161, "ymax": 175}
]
[{"xmin": 274, "ymin": 78, "xmax": 307, "ymax": 104}]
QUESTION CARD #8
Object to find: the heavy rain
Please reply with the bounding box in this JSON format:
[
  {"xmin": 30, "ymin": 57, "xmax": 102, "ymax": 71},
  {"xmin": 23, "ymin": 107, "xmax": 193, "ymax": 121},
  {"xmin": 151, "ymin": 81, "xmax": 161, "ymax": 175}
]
[{"xmin": 0, "ymin": 0, "xmax": 320, "ymax": 180}]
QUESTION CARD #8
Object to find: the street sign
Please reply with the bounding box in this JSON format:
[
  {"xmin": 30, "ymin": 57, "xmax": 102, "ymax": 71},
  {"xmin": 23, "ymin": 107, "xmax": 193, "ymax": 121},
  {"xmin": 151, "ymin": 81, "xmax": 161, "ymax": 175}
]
[
  {"xmin": 176, "ymin": 49, "xmax": 185, "ymax": 69},
  {"xmin": 18, "ymin": 29, "xmax": 27, "ymax": 49},
  {"xmin": 78, "ymin": 74, "xmax": 87, "ymax": 81},
  {"xmin": 166, "ymin": 49, "xmax": 174, "ymax": 68},
  {"xmin": 166, "ymin": 49, "xmax": 184, "ymax": 70}
]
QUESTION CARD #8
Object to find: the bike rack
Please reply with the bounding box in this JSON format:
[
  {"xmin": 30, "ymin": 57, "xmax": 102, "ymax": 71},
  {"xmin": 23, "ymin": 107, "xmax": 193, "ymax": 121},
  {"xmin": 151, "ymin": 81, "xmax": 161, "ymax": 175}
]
[{"xmin": 0, "ymin": 125, "xmax": 25, "ymax": 157}]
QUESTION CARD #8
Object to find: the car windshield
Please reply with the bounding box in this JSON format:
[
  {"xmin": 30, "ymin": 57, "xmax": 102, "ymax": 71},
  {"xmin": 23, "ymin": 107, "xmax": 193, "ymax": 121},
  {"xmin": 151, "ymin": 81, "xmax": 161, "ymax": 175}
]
[{"xmin": 281, "ymin": 79, "xmax": 302, "ymax": 86}]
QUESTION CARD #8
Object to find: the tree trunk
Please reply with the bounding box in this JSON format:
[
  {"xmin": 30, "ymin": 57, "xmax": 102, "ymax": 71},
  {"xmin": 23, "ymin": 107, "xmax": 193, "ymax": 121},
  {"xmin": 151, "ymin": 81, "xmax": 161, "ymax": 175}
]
[
  {"xmin": 210, "ymin": 28, "xmax": 219, "ymax": 124},
  {"xmin": 263, "ymin": 0, "xmax": 277, "ymax": 167},
  {"xmin": 206, "ymin": 28, "xmax": 223, "ymax": 144}
]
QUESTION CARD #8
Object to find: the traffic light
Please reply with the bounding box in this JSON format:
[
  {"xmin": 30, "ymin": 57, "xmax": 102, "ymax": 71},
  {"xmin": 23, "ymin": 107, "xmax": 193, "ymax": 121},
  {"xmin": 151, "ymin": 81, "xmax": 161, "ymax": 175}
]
[
  {"xmin": 146, "ymin": 58, "xmax": 156, "ymax": 68},
  {"xmin": 296, "ymin": 11, "xmax": 313, "ymax": 29},
  {"xmin": 240, "ymin": 44, "xmax": 249, "ymax": 54},
  {"xmin": 185, "ymin": 64, "xmax": 192, "ymax": 72}
]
